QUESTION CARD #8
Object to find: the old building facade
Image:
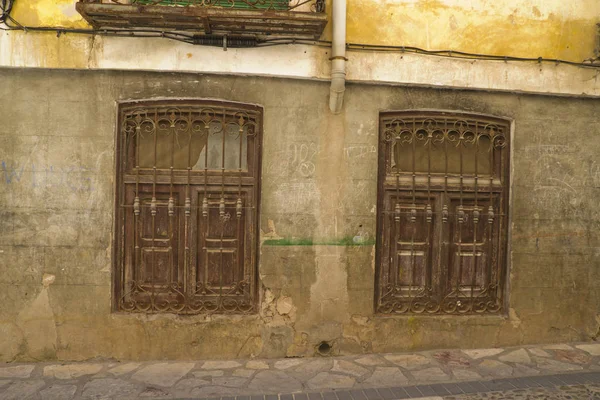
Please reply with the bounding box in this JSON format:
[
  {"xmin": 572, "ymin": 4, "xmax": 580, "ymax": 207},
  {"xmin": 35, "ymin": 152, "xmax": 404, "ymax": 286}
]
[{"xmin": 1, "ymin": 0, "xmax": 600, "ymax": 362}]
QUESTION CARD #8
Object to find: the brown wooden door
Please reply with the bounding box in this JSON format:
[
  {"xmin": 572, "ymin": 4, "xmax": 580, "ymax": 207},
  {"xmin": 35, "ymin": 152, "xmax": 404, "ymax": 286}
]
[
  {"xmin": 376, "ymin": 111, "xmax": 509, "ymax": 315},
  {"xmin": 116, "ymin": 101, "xmax": 261, "ymax": 315}
]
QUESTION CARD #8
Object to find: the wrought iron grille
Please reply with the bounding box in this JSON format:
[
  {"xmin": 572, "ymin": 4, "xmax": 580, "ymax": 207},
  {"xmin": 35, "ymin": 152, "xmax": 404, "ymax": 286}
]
[
  {"xmin": 115, "ymin": 100, "xmax": 262, "ymax": 314},
  {"xmin": 84, "ymin": 0, "xmax": 325, "ymax": 12},
  {"xmin": 376, "ymin": 111, "xmax": 510, "ymax": 315}
]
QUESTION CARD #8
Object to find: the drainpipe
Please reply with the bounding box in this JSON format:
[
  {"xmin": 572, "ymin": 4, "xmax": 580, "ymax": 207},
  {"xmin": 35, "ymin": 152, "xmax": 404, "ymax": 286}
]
[{"xmin": 329, "ymin": 0, "xmax": 346, "ymax": 114}]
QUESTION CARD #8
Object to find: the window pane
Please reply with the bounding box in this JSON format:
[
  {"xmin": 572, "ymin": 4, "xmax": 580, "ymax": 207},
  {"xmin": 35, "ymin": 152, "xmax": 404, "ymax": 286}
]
[
  {"xmin": 392, "ymin": 134, "xmax": 492, "ymax": 175},
  {"xmin": 136, "ymin": 121, "xmax": 248, "ymax": 170},
  {"xmin": 192, "ymin": 122, "xmax": 248, "ymax": 171}
]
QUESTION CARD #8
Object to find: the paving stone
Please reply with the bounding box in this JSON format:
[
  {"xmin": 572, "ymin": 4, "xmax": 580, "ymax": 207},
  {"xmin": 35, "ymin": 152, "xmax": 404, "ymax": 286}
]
[
  {"xmin": 543, "ymin": 344, "xmax": 574, "ymax": 350},
  {"xmin": 576, "ymin": 344, "xmax": 600, "ymax": 355},
  {"xmin": 107, "ymin": 362, "xmax": 142, "ymax": 376},
  {"xmin": 499, "ymin": 349, "xmax": 532, "ymax": 364},
  {"xmin": 433, "ymin": 351, "xmax": 471, "ymax": 367},
  {"xmin": 138, "ymin": 386, "xmax": 171, "ymax": 397},
  {"xmin": 4, "ymin": 343, "xmax": 600, "ymax": 400},
  {"xmin": 477, "ymin": 359, "xmax": 514, "ymax": 377},
  {"xmin": 44, "ymin": 364, "xmax": 104, "ymax": 379},
  {"xmin": 293, "ymin": 359, "xmax": 333, "ymax": 377},
  {"xmin": 0, "ymin": 379, "xmax": 45, "ymax": 400},
  {"xmin": 355, "ymin": 354, "xmax": 387, "ymax": 366},
  {"xmin": 452, "ymin": 369, "xmax": 482, "ymax": 380},
  {"xmin": 175, "ymin": 378, "xmax": 211, "ymax": 390},
  {"xmin": 233, "ymin": 368, "xmax": 256, "ymax": 377},
  {"xmin": 189, "ymin": 386, "xmax": 240, "ymax": 397},
  {"xmin": 411, "ymin": 367, "xmax": 450, "ymax": 382},
  {"xmin": 363, "ymin": 367, "xmax": 408, "ymax": 386},
  {"xmin": 307, "ymin": 372, "xmax": 356, "ymax": 389},
  {"xmin": 192, "ymin": 370, "xmax": 225, "ymax": 378},
  {"xmin": 536, "ymin": 358, "xmax": 583, "ymax": 372},
  {"xmin": 513, "ymin": 363, "xmax": 541, "ymax": 375},
  {"xmin": 384, "ymin": 354, "xmax": 431, "ymax": 369},
  {"xmin": 528, "ymin": 348, "xmax": 551, "ymax": 358},
  {"xmin": 589, "ymin": 363, "xmax": 600, "ymax": 371},
  {"xmin": 132, "ymin": 362, "xmax": 195, "ymax": 387},
  {"xmin": 38, "ymin": 384, "xmax": 78, "ymax": 400},
  {"xmin": 419, "ymin": 393, "xmax": 444, "ymax": 400},
  {"xmin": 81, "ymin": 378, "xmax": 141, "ymax": 399},
  {"xmin": 332, "ymin": 360, "xmax": 369, "ymax": 377},
  {"xmin": 554, "ymin": 349, "xmax": 591, "ymax": 364},
  {"xmin": 171, "ymin": 378, "xmax": 213, "ymax": 397},
  {"xmin": 462, "ymin": 348, "xmax": 504, "ymax": 359},
  {"xmin": 274, "ymin": 359, "xmax": 304, "ymax": 370},
  {"xmin": 248, "ymin": 370, "xmax": 302, "ymax": 392},
  {"xmin": 211, "ymin": 376, "xmax": 248, "ymax": 388},
  {"xmin": 246, "ymin": 360, "xmax": 270, "ymax": 370},
  {"xmin": 201, "ymin": 361, "xmax": 242, "ymax": 369},
  {"xmin": 0, "ymin": 365, "xmax": 35, "ymax": 378}
]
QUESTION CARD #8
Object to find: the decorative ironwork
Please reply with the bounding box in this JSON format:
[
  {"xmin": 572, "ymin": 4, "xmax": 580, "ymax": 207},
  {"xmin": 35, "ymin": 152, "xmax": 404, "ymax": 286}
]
[
  {"xmin": 76, "ymin": 0, "xmax": 327, "ymax": 40},
  {"xmin": 376, "ymin": 111, "xmax": 510, "ymax": 315},
  {"xmin": 115, "ymin": 100, "xmax": 262, "ymax": 315}
]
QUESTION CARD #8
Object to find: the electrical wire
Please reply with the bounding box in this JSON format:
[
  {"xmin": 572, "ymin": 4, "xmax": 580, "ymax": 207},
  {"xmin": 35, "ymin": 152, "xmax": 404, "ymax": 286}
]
[
  {"xmin": 0, "ymin": 0, "xmax": 197, "ymax": 43},
  {"xmin": 0, "ymin": 0, "xmax": 15, "ymax": 23},
  {"xmin": 0, "ymin": 18, "xmax": 197, "ymax": 44},
  {"xmin": 1, "ymin": 0, "xmax": 599, "ymax": 69},
  {"xmin": 257, "ymin": 38, "xmax": 600, "ymax": 69}
]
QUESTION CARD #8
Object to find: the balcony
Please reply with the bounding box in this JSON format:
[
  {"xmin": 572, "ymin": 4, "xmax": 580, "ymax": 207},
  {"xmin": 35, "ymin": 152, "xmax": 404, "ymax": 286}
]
[{"xmin": 76, "ymin": 0, "xmax": 328, "ymax": 40}]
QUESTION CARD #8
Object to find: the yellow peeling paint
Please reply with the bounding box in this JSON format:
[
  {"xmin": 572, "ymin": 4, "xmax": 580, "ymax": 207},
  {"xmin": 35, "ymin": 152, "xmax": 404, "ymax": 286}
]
[
  {"xmin": 6, "ymin": 32, "xmax": 93, "ymax": 69},
  {"xmin": 347, "ymin": 0, "xmax": 598, "ymax": 62},
  {"xmin": 11, "ymin": 0, "xmax": 88, "ymax": 28},
  {"xmin": 5, "ymin": 0, "xmax": 599, "ymax": 68}
]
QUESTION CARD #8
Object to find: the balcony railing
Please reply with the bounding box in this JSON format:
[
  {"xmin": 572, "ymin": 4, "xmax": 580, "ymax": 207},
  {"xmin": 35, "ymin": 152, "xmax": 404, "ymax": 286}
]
[
  {"xmin": 76, "ymin": 0, "xmax": 327, "ymax": 39},
  {"xmin": 121, "ymin": 0, "xmax": 323, "ymax": 12}
]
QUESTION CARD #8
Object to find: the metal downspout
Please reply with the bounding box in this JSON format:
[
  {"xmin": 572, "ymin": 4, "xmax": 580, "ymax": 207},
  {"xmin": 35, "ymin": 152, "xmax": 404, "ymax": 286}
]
[{"xmin": 329, "ymin": 0, "xmax": 346, "ymax": 114}]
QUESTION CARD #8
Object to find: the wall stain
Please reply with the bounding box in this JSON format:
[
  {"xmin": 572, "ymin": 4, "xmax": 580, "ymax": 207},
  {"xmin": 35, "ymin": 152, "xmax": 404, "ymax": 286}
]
[
  {"xmin": 7, "ymin": 0, "xmax": 597, "ymax": 63},
  {"xmin": 347, "ymin": 0, "xmax": 596, "ymax": 61}
]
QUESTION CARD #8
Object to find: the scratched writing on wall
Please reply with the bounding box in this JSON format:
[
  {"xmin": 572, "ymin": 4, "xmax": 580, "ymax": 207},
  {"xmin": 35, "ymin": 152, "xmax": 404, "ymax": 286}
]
[{"xmin": 265, "ymin": 142, "xmax": 319, "ymax": 178}]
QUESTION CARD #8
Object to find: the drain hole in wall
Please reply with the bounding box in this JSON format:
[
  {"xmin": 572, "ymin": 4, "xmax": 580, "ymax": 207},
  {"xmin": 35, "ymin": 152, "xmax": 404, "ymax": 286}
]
[{"xmin": 317, "ymin": 341, "xmax": 333, "ymax": 356}]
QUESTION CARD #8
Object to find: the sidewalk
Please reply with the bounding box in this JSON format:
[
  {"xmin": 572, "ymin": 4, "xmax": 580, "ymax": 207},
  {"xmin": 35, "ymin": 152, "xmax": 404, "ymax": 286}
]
[{"xmin": 1, "ymin": 342, "xmax": 600, "ymax": 400}]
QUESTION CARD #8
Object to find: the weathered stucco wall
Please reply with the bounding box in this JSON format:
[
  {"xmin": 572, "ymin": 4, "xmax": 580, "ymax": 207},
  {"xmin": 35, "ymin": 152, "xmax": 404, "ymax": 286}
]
[
  {"xmin": 11, "ymin": 0, "xmax": 599, "ymax": 62},
  {"xmin": 1, "ymin": 69, "xmax": 599, "ymax": 362},
  {"xmin": 346, "ymin": 0, "xmax": 600, "ymax": 62},
  {"xmin": 2, "ymin": 1, "xmax": 599, "ymax": 98},
  {"xmin": 4, "ymin": 34, "xmax": 600, "ymax": 99}
]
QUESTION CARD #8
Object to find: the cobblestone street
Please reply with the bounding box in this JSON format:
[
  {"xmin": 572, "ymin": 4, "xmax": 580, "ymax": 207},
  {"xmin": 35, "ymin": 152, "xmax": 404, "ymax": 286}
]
[
  {"xmin": 444, "ymin": 384, "xmax": 600, "ymax": 399},
  {"xmin": 2, "ymin": 342, "xmax": 600, "ymax": 399}
]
